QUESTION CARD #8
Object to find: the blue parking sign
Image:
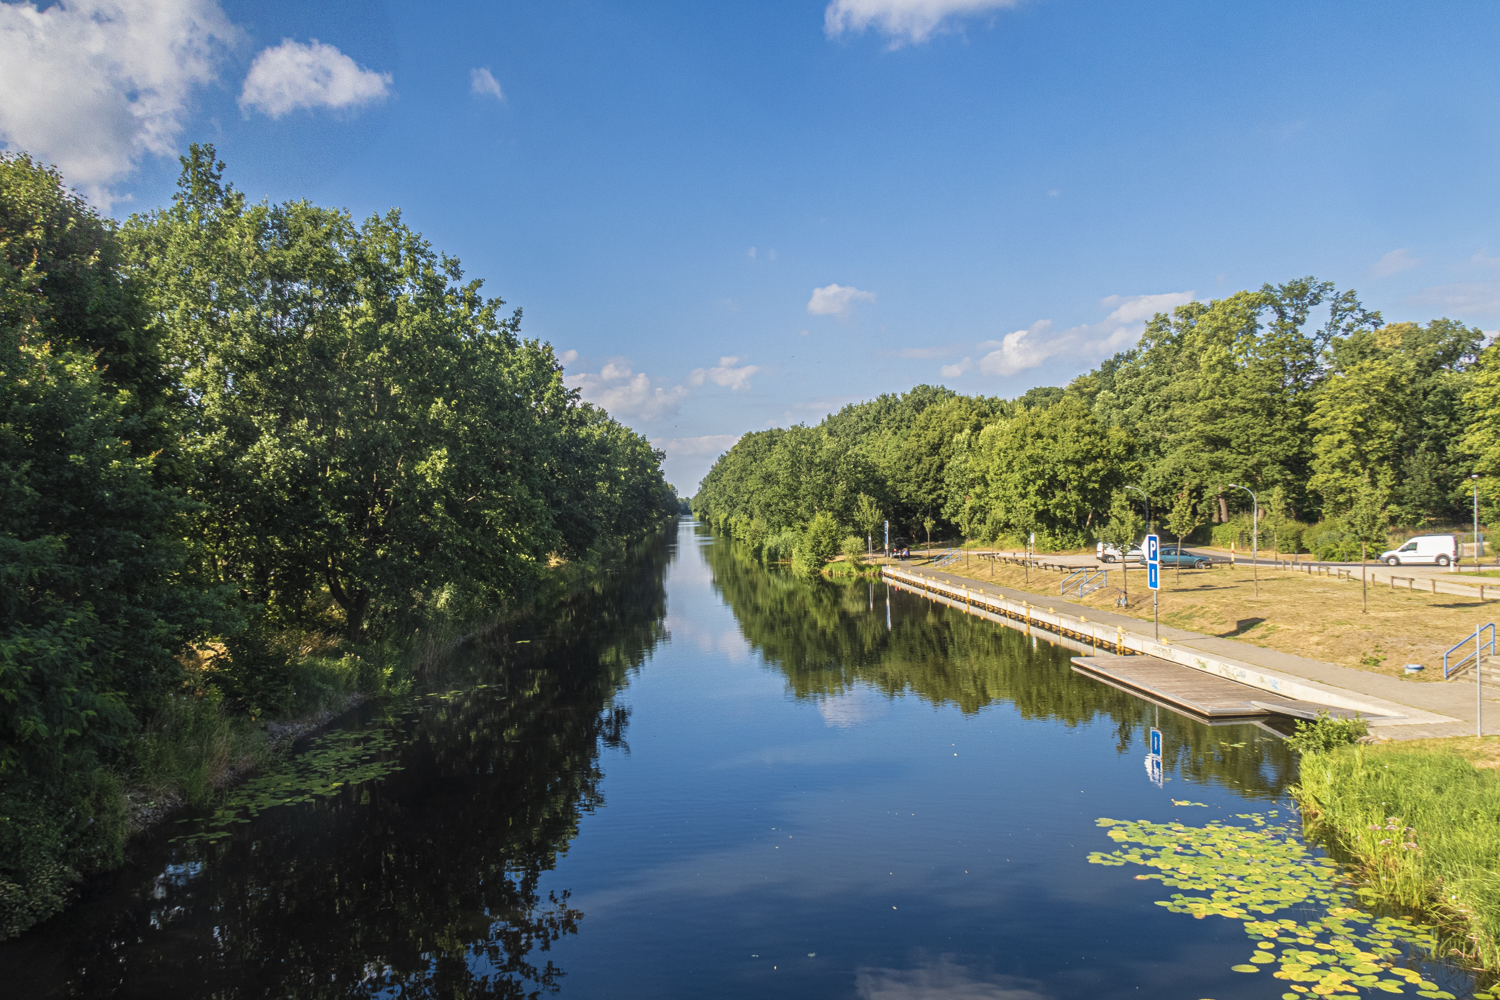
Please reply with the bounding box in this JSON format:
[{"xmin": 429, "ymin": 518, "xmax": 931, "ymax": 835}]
[
  {"xmin": 1145, "ymin": 534, "xmax": 1159, "ymax": 563},
  {"xmin": 1147, "ymin": 561, "xmax": 1159, "ymax": 590}
]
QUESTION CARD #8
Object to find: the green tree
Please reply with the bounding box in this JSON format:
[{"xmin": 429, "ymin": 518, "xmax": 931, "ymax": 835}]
[
  {"xmin": 0, "ymin": 153, "xmax": 220, "ymax": 936},
  {"xmin": 1308, "ymin": 358, "xmax": 1409, "ymax": 513},
  {"xmin": 965, "ymin": 396, "xmax": 1134, "ymax": 548},
  {"xmin": 792, "ymin": 512, "xmax": 841, "ymax": 578},
  {"xmin": 1165, "ymin": 486, "xmax": 1208, "ymax": 583},
  {"xmin": 854, "ymin": 492, "xmax": 882, "ymax": 555},
  {"xmin": 1099, "ymin": 489, "xmax": 1142, "ymax": 604},
  {"xmin": 1345, "ymin": 480, "xmax": 1392, "ymax": 613},
  {"xmin": 1461, "ymin": 343, "xmax": 1500, "ymax": 522}
]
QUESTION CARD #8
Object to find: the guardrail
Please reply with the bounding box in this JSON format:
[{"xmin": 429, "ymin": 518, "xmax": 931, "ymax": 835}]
[
  {"xmin": 1060, "ymin": 567, "xmax": 1108, "ymax": 599},
  {"xmin": 1443, "ymin": 623, "xmax": 1495, "ymax": 680}
]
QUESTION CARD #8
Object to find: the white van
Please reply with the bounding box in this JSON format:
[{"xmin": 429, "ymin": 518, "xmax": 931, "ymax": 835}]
[
  {"xmin": 1096, "ymin": 541, "xmax": 1143, "ymax": 563},
  {"xmin": 1380, "ymin": 534, "xmax": 1457, "ymax": 567}
]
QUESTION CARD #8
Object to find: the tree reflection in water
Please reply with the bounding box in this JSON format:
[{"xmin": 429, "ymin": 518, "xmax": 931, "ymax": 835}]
[
  {"xmin": 3, "ymin": 539, "xmax": 672, "ymax": 1000},
  {"xmin": 701, "ymin": 531, "xmax": 1294, "ymax": 801}
]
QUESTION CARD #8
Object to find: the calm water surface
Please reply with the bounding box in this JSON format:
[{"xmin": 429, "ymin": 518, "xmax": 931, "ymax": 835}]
[{"xmin": 1, "ymin": 520, "xmax": 1477, "ymax": 998}]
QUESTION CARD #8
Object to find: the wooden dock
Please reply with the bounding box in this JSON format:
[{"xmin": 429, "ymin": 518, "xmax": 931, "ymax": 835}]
[{"xmin": 1071, "ymin": 654, "xmax": 1379, "ymax": 720}]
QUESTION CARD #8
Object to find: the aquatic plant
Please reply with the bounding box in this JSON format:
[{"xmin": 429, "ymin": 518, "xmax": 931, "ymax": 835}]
[
  {"xmin": 172, "ymin": 727, "xmax": 403, "ymax": 845},
  {"xmin": 1089, "ymin": 812, "xmax": 1473, "ymax": 997}
]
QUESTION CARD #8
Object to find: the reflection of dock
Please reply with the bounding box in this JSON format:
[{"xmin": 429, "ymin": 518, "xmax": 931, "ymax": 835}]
[{"xmin": 1070, "ymin": 655, "xmax": 1377, "ymax": 721}]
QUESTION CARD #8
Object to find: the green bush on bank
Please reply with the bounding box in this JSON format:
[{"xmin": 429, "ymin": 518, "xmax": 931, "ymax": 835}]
[
  {"xmin": 1284, "ymin": 712, "xmax": 1368, "ymax": 754},
  {"xmin": 1293, "ymin": 743, "xmax": 1500, "ymax": 970}
]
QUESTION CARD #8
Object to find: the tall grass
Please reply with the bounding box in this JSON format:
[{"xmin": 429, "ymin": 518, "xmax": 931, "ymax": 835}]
[
  {"xmin": 127, "ymin": 689, "xmax": 272, "ymax": 805},
  {"xmin": 1293, "ymin": 743, "xmax": 1500, "ymax": 970}
]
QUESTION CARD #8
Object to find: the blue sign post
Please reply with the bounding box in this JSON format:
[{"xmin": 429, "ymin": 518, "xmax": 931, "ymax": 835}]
[{"xmin": 1145, "ymin": 533, "xmax": 1160, "ymax": 641}]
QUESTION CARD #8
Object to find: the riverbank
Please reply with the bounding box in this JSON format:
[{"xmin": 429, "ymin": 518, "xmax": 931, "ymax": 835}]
[
  {"xmin": 1293, "ymin": 735, "xmax": 1500, "ymax": 971},
  {"xmin": 2, "ymin": 521, "xmax": 677, "ymax": 942},
  {"xmin": 121, "ymin": 524, "xmax": 674, "ymax": 839},
  {"xmin": 916, "ymin": 553, "xmax": 1495, "ymax": 682}
]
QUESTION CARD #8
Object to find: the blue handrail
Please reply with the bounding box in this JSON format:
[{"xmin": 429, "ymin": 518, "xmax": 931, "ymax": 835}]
[{"xmin": 1443, "ymin": 623, "xmax": 1495, "ymax": 679}]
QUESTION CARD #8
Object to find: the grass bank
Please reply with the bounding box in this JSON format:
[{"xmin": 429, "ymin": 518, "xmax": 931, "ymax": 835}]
[{"xmin": 1292, "ymin": 736, "xmax": 1500, "ymax": 970}]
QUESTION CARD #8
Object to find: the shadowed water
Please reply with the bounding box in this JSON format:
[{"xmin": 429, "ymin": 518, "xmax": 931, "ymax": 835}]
[{"xmin": 0, "ymin": 520, "xmax": 1481, "ymax": 998}]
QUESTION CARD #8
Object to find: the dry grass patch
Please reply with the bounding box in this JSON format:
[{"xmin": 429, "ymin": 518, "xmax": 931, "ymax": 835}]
[{"xmin": 928, "ymin": 558, "xmax": 1496, "ymax": 679}]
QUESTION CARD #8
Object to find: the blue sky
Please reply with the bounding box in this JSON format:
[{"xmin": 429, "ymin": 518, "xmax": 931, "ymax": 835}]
[{"xmin": 4, "ymin": 1, "xmax": 1499, "ymax": 492}]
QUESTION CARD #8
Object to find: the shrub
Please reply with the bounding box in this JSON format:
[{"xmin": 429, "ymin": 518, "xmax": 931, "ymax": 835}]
[
  {"xmin": 761, "ymin": 527, "xmax": 800, "ymax": 564},
  {"xmin": 841, "ymin": 534, "xmax": 866, "ymax": 565},
  {"xmin": 1284, "ymin": 711, "xmax": 1368, "ymax": 754},
  {"xmin": 1303, "ymin": 520, "xmax": 1366, "ymax": 562},
  {"xmin": 799, "ymin": 512, "xmax": 841, "ymax": 567}
]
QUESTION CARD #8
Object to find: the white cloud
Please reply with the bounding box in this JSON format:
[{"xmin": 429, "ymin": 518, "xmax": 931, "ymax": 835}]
[
  {"xmin": 566, "ymin": 358, "xmax": 688, "ymax": 420},
  {"xmin": 653, "ymin": 434, "xmax": 742, "ymax": 458},
  {"xmin": 747, "ymin": 246, "xmax": 757, "ymax": 259},
  {"xmin": 239, "ymin": 38, "xmax": 391, "ymax": 118},
  {"xmin": 978, "ymin": 290, "xmax": 1194, "ymax": 378},
  {"xmin": 652, "ymin": 433, "xmax": 744, "ymax": 496},
  {"xmin": 808, "ymin": 282, "xmax": 876, "ymax": 317},
  {"xmin": 824, "ymin": 0, "xmax": 1022, "ymax": 45},
  {"xmin": 856, "ymin": 956, "xmax": 1046, "ymax": 1000},
  {"xmin": 1473, "ymin": 250, "xmax": 1500, "ymax": 270},
  {"xmin": 1407, "ymin": 281, "xmax": 1500, "ymax": 316},
  {"xmin": 940, "ymin": 356, "xmax": 973, "ymax": 377},
  {"xmin": 470, "ymin": 66, "xmax": 502, "ymax": 100},
  {"xmin": 0, "ymin": 0, "xmax": 240, "ymax": 204},
  {"xmin": 557, "ymin": 348, "xmax": 578, "ymax": 366},
  {"xmin": 882, "ymin": 345, "xmax": 959, "ymax": 359},
  {"xmin": 689, "ymin": 356, "xmax": 760, "ymax": 392},
  {"xmin": 1372, "ymin": 247, "xmax": 1419, "ymax": 278}
]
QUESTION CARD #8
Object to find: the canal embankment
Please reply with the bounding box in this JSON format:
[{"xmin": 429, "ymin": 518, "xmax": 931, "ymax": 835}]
[{"xmin": 883, "ymin": 564, "xmax": 1492, "ymax": 737}]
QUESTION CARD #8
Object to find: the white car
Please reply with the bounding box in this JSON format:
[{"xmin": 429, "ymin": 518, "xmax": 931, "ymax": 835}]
[
  {"xmin": 1380, "ymin": 534, "xmax": 1457, "ymax": 567},
  {"xmin": 1096, "ymin": 541, "xmax": 1143, "ymax": 563}
]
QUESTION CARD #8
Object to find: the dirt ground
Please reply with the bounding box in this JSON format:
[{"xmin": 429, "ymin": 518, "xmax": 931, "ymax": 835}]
[{"xmin": 923, "ymin": 555, "xmax": 1496, "ymax": 681}]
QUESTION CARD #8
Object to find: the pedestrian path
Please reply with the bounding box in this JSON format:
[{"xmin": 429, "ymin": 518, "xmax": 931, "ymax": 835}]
[{"xmin": 883, "ymin": 564, "xmax": 1499, "ymax": 739}]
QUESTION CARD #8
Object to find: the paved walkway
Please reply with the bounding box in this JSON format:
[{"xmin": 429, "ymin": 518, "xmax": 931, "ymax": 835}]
[{"xmin": 890, "ymin": 564, "xmax": 1500, "ymax": 740}]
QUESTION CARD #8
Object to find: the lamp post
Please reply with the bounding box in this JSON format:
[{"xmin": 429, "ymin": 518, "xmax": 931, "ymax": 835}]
[
  {"xmin": 1228, "ymin": 483, "xmax": 1258, "ymax": 597},
  {"xmin": 1125, "ymin": 485, "xmax": 1150, "ymax": 534},
  {"xmin": 1473, "ymin": 474, "xmax": 1481, "ymax": 575}
]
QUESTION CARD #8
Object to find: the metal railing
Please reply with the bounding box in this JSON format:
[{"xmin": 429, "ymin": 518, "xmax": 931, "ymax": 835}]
[
  {"xmin": 926, "ymin": 548, "xmax": 961, "ymax": 568},
  {"xmin": 1443, "ymin": 623, "xmax": 1495, "ymax": 679},
  {"xmin": 1061, "ymin": 567, "xmax": 1109, "ymax": 599}
]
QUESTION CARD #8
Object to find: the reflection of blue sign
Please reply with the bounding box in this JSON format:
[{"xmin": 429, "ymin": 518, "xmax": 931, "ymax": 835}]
[
  {"xmin": 1144, "ymin": 754, "xmax": 1163, "ymax": 787},
  {"xmin": 1145, "ymin": 534, "xmax": 1159, "ymax": 563},
  {"xmin": 1149, "ymin": 727, "xmax": 1162, "ymax": 756},
  {"xmin": 1147, "ymin": 562, "xmax": 1160, "ymax": 590}
]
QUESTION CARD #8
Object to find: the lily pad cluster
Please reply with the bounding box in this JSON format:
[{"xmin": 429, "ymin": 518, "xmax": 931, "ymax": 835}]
[
  {"xmin": 1089, "ymin": 812, "xmax": 1465, "ymax": 998},
  {"xmin": 173, "ymin": 727, "xmax": 404, "ymax": 844}
]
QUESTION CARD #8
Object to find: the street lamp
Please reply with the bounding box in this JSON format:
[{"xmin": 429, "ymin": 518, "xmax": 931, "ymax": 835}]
[
  {"xmin": 1473, "ymin": 474, "xmax": 1482, "ymax": 575},
  {"xmin": 1227, "ymin": 484, "xmax": 1258, "ymax": 597},
  {"xmin": 1125, "ymin": 485, "xmax": 1150, "ymax": 534}
]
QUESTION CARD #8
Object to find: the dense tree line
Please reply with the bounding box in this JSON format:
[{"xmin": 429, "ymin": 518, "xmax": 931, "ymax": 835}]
[
  {"xmin": 0, "ymin": 148, "xmax": 675, "ymax": 935},
  {"xmin": 694, "ymin": 278, "xmax": 1491, "ymax": 563}
]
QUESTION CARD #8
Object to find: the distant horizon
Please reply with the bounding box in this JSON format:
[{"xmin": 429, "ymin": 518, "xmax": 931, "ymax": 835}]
[{"xmin": 5, "ymin": 0, "xmax": 1498, "ymax": 492}]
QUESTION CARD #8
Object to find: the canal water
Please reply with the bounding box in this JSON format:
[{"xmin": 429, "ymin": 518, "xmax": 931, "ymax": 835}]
[{"xmin": 1, "ymin": 520, "xmax": 1479, "ymax": 998}]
